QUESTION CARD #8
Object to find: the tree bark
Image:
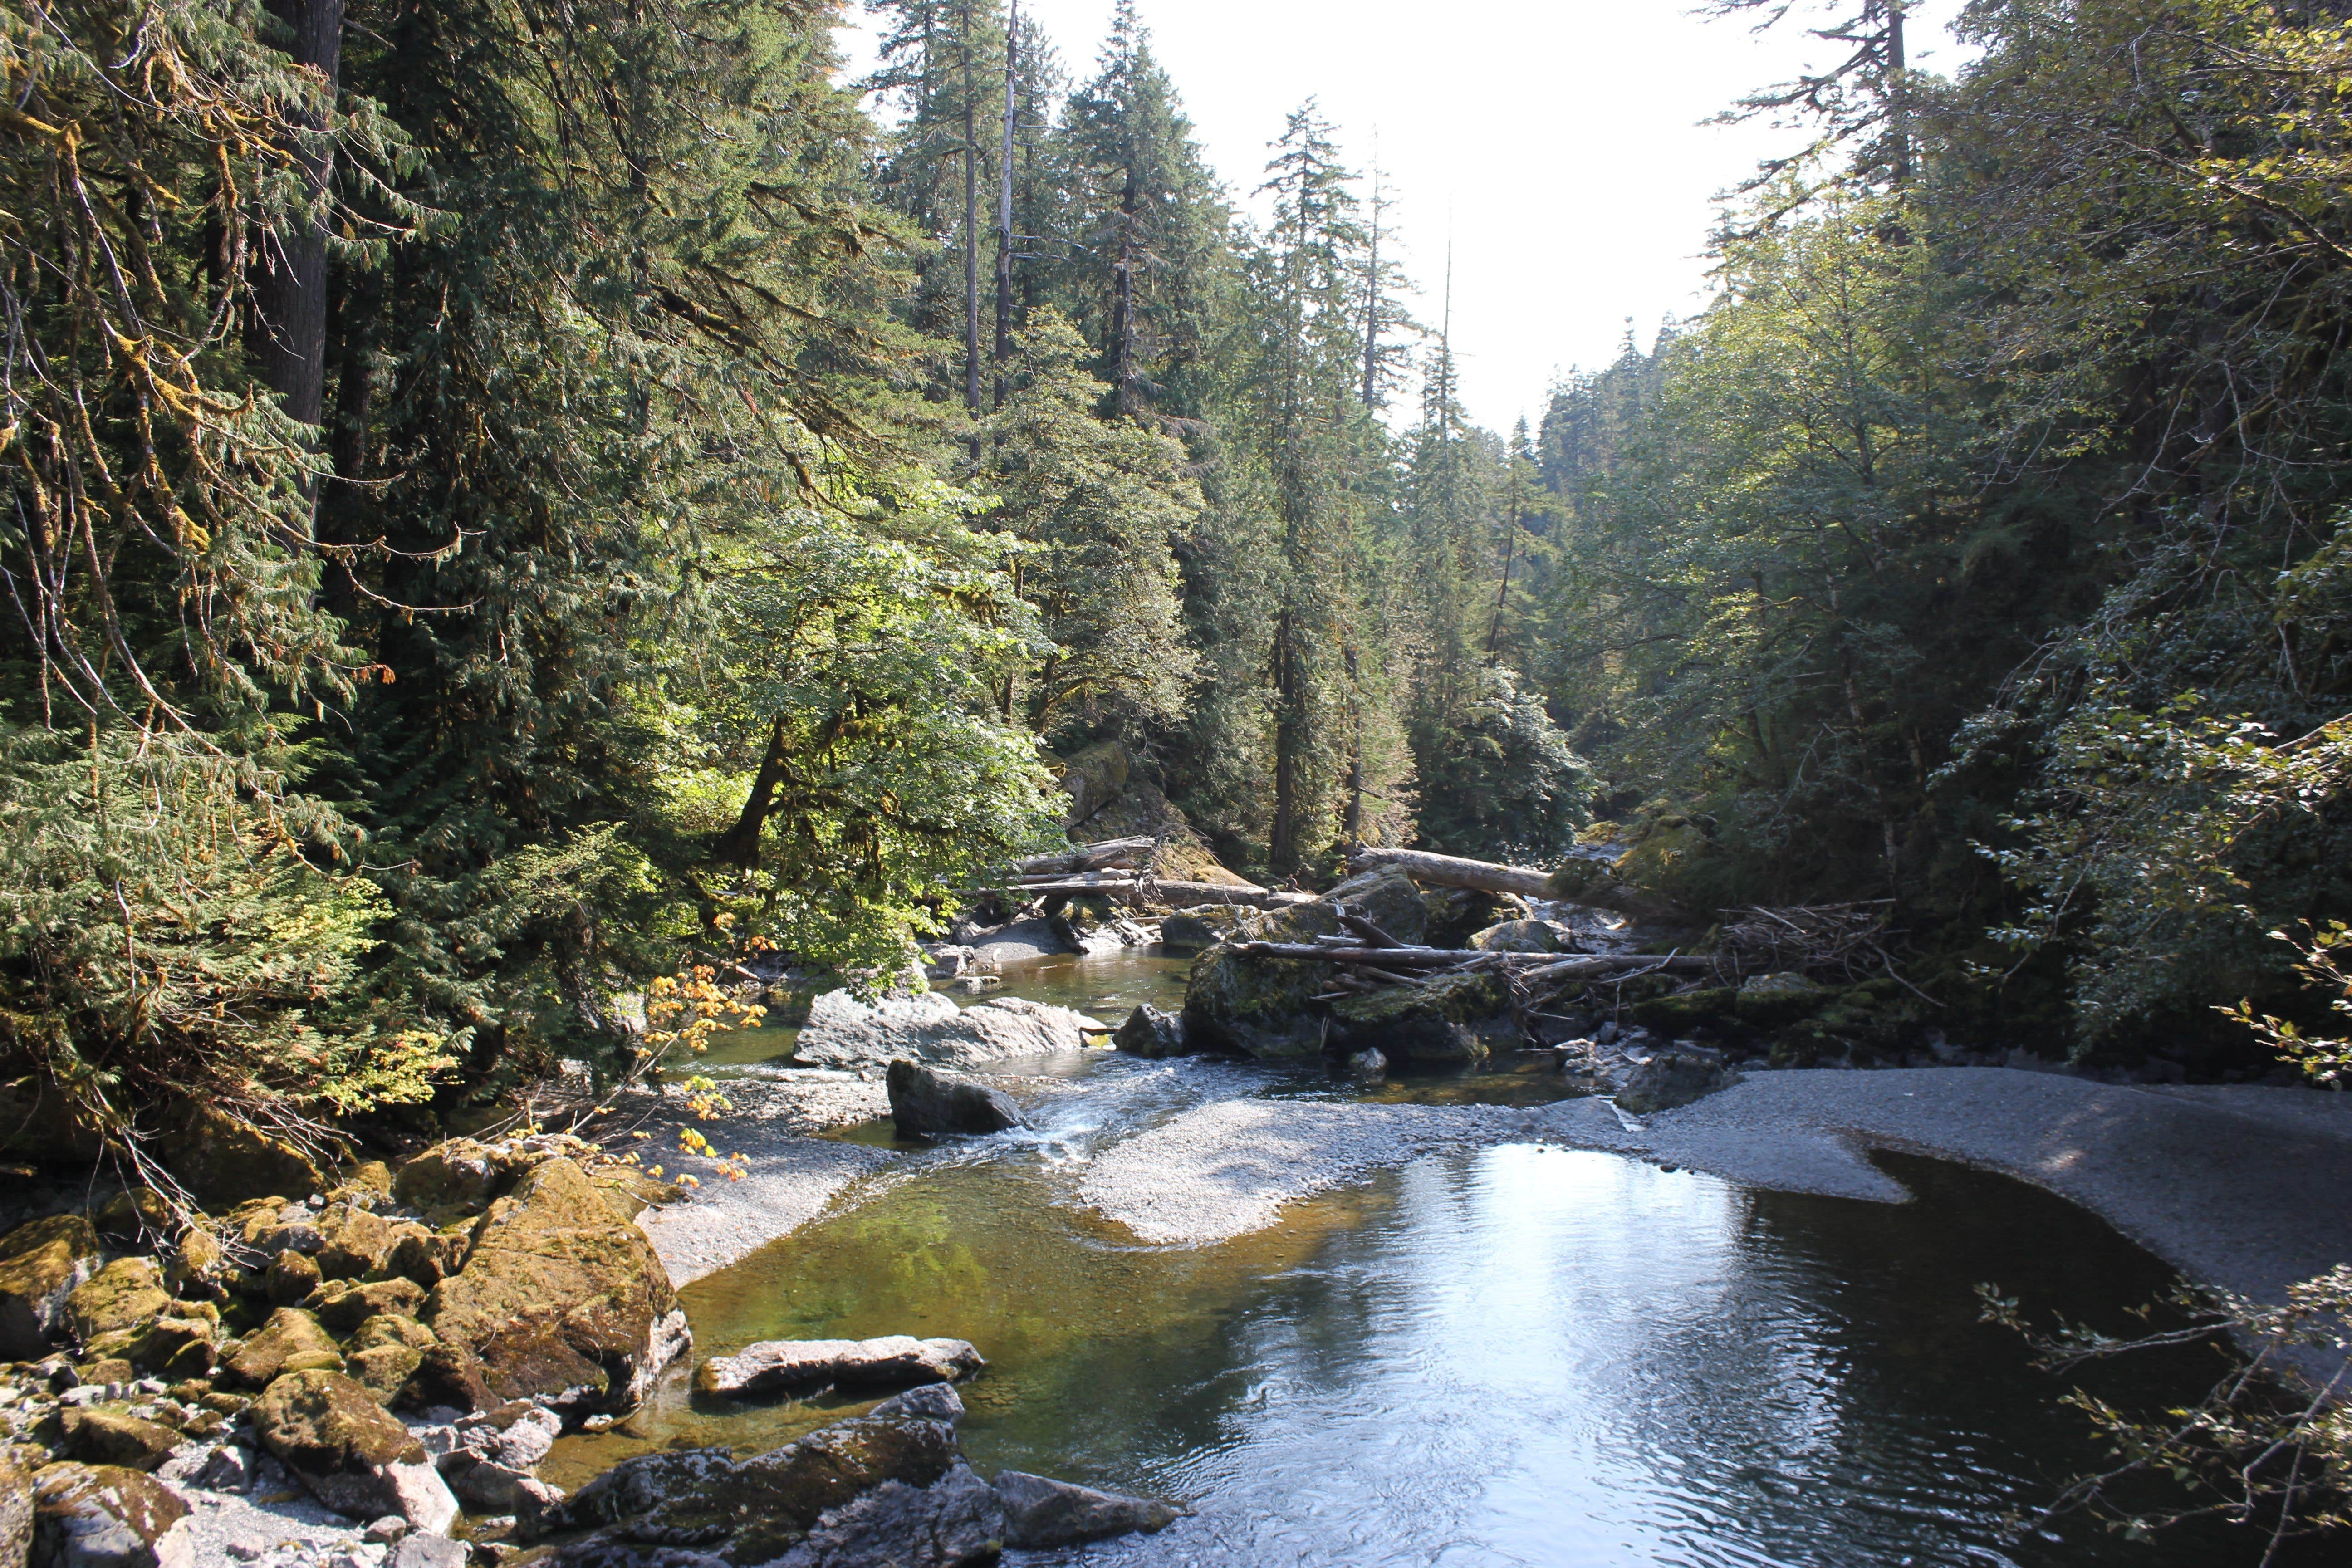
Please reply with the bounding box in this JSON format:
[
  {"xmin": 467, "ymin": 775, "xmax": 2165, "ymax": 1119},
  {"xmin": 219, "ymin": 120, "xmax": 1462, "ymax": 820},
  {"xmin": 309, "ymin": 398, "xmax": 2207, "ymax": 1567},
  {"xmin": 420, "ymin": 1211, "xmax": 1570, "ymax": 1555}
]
[
  {"xmin": 961, "ymin": 1, "xmax": 982, "ymax": 422},
  {"xmin": 993, "ymin": 0, "xmax": 1017, "ymax": 409},
  {"xmin": 251, "ymin": 0, "xmax": 345, "ymax": 441},
  {"xmin": 1348, "ymin": 846, "xmax": 1556, "ymax": 899}
]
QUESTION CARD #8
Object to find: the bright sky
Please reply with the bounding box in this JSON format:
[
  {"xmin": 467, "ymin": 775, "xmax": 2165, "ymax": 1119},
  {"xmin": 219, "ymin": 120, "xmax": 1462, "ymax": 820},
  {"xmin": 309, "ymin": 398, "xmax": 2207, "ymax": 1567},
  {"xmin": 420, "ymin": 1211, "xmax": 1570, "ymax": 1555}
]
[{"xmin": 836, "ymin": 1, "xmax": 1970, "ymax": 434}]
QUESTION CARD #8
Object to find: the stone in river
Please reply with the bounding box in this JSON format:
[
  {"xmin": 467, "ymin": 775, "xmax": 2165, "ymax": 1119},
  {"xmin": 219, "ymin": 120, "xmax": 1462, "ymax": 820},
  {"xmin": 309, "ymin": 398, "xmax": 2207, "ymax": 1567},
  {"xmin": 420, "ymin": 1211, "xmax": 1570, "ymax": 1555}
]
[
  {"xmin": 695, "ymin": 1335, "xmax": 985, "ymax": 1398},
  {"xmin": 794, "ymin": 990, "xmax": 1102, "ymax": 1068},
  {"xmin": 993, "ymin": 1470, "xmax": 1183, "ymax": 1549},
  {"xmin": 1614, "ymin": 1046, "xmax": 1733, "ymax": 1115},
  {"xmin": 886, "ymin": 1061, "xmax": 1023, "ymax": 1136},
  {"xmin": 1112, "ymin": 1004, "xmax": 1187, "ymax": 1058}
]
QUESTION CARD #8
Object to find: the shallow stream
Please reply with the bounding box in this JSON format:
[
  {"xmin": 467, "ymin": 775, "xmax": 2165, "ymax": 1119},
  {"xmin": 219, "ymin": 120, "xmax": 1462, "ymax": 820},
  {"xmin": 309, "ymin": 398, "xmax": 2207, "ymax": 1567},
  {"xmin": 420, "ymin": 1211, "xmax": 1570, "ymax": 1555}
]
[{"xmin": 555, "ymin": 952, "xmax": 2316, "ymax": 1566}]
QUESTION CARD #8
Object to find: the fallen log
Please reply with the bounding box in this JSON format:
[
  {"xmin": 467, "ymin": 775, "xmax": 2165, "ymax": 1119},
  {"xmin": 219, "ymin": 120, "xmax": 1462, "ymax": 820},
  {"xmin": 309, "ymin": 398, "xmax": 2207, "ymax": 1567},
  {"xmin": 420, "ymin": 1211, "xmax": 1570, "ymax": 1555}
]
[
  {"xmin": 1347, "ymin": 846, "xmax": 1554, "ymax": 899},
  {"xmin": 1230, "ymin": 941, "xmax": 1713, "ymax": 973}
]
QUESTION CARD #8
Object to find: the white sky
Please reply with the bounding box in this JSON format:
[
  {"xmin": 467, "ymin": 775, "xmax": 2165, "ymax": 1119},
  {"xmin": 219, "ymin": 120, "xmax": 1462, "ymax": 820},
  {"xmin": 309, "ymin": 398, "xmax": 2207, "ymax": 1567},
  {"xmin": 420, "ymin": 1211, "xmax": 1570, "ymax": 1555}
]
[{"xmin": 835, "ymin": 1, "xmax": 1970, "ymax": 434}]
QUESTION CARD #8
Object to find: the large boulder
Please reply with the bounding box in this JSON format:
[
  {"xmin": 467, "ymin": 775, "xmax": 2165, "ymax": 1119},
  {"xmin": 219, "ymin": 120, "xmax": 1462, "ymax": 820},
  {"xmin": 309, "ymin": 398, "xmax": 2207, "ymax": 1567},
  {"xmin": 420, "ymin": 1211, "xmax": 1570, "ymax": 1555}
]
[
  {"xmin": 1112, "ymin": 1004, "xmax": 1187, "ymax": 1058},
  {"xmin": 28, "ymin": 1463, "xmax": 192, "ymax": 1568},
  {"xmin": 252, "ymin": 1369, "xmax": 457, "ymax": 1532},
  {"xmin": 695, "ymin": 1336, "xmax": 985, "ymax": 1399},
  {"xmin": 1182, "ymin": 869, "xmax": 1429, "ymax": 1059},
  {"xmin": 391, "ymin": 1140, "xmax": 498, "ymax": 1213},
  {"xmin": 0, "ymin": 1074, "xmax": 108, "ymax": 1165},
  {"xmin": 886, "ymin": 1063, "xmax": 1022, "ymax": 1137},
  {"xmin": 61, "ymin": 1412, "xmax": 180, "ymax": 1473},
  {"xmin": 0, "ymin": 1214, "xmax": 100, "ymax": 1359},
  {"xmin": 1615, "ymin": 1047, "xmax": 1733, "ymax": 1116},
  {"xmin": 551, "ymin": 1406, "xmax": 973, "ymax": 1566},
  {"xmin": 157, "ymin": 1104, "xmax": 322, "ymax": 1205},
  {"xmin": 419, "ymin": 1157, "xmax": 687, "ymax": 1416},
  {"xmin": 345, "ymin": 1313, "xmax": 437, "ymax": 1406},
  {"xmin": 793, "ymin": 992, "xmax": 1102, "ymax": 1069},
  {"xmin": 1328, "ymin": 970, "xmax": 1510, "ymax": 1065},
  {"xmin": 994, "ymin": 1471, "xmax": 1181, "ymax": 1549}
]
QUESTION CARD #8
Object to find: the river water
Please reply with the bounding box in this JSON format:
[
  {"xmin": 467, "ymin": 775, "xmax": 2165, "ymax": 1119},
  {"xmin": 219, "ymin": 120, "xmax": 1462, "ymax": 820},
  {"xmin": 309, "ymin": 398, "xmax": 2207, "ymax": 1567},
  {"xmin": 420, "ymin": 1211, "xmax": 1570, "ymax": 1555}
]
[{"xmin": 554, "ymin": 952, "xmax": 2318, "ymax": 1566}]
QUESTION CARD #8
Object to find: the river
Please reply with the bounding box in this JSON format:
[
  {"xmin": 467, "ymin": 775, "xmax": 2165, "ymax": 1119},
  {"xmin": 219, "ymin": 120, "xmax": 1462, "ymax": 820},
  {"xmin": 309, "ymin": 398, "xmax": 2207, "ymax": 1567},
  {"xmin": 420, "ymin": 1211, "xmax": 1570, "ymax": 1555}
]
[{"xmin": 549, "ymin": 952, "xmax": 2321, "ymax": 1566}]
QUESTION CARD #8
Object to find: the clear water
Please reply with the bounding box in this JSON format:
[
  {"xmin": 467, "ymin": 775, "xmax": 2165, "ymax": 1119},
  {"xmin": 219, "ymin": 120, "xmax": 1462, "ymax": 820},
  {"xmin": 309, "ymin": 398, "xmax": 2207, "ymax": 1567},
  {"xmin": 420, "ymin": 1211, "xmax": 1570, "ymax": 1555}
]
[{"xmin": 552, "ymin": 952, "xmax": 2319, "ymax": 1566}]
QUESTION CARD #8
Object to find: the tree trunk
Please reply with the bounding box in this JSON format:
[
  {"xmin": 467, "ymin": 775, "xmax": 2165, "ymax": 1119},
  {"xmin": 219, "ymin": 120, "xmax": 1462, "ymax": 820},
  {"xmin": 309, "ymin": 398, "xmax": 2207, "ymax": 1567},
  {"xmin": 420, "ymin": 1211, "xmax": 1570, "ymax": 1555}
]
[
  {"xmin": 251, "ymin": 0, "xmax": 345, "ymax": 443},
  {"xmin": 1269, "ymin": 608, "xmax": 1302, "ymax": 873},
  {"xmin": 993, "ymin": 0, "xmax": 1017, "ymax": 409},
  {"xmin": 1109, "ymin": 165, "xmax": 1138, "ymax": 415},
  {"xmin": 1348, "ymin": 846, "xmax": 1555, "ymax": 899},
  {"xmin": 961, "ymin": 2, "xmax": 982, "ymax": 422},
  {"xmin": 716, "ymin": 717, "xmax": 792, "ymax": 870}
]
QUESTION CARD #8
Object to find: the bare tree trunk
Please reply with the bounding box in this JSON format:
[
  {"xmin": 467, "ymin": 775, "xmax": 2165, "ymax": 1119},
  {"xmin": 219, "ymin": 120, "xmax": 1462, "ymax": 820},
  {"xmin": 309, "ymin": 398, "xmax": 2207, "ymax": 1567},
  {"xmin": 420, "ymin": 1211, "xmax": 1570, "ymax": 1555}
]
[
  {"xmin": 961, "ymin": 1, "xmax": 982, "ymax": 425},
  {"xmin": 251, "ymin": 0, "xmax": 345, "ymax": 452},
  {"xmin": 993, "ymin": 0, "xmax": 1018, "ymax": 409},
  {"xmin": 1109, "ymin": 167, "xmax": 1138, "ymax": 416},
  {"xmin": 1269, "ymin": 608, "xmax": 1302, "ymax": 874}
]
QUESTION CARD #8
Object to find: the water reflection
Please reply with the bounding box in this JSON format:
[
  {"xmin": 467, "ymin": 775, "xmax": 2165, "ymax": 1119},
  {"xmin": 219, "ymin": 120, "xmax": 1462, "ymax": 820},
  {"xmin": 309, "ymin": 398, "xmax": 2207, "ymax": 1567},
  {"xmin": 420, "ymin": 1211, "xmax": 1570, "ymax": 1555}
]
[{"xmin": 555, "ymin": 1116, "xmax": 2308, "ymax": 1566}]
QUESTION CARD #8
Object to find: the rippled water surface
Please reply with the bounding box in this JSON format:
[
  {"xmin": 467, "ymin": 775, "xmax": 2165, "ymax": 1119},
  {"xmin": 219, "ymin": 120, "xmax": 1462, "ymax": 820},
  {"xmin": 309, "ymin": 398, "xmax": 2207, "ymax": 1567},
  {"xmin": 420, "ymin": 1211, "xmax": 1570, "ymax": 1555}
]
[{"xmin": 552, "ymin": 954, "xmax": 2315, "ymax": 1566}]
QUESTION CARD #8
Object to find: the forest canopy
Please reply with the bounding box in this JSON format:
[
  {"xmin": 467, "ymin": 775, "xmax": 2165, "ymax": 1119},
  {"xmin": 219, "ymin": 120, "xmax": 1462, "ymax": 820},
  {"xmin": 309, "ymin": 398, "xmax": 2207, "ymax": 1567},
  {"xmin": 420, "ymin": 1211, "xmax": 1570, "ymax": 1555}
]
[{"xmin": 7, "ymin": 0, "xmax": 2352, "ymax": 1168}]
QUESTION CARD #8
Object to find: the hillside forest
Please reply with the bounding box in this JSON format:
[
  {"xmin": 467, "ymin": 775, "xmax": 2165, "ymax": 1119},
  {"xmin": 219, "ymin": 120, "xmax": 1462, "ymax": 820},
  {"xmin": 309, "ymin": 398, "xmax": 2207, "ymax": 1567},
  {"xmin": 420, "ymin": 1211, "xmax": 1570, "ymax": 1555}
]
[{"xmin": 9, "ymin": 0, "xmax": 2352, "ymax": 1165}]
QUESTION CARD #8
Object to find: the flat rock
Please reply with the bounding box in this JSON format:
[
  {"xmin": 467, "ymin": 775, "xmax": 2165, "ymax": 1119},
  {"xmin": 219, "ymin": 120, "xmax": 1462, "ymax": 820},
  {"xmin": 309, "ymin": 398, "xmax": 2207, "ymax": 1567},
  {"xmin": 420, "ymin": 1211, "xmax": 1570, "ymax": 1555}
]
[
  {"xmin": 793, "ymin": 991, "xmax": 1101, "ymax": 1068},
  {"xmin": 695, "ymin": 1335, "xmax": 985, "ymax": 1398},
  {"xmin": 30, "ymin": 1462, "xmax": 193, "ymax": 1568},
  {"xmin": 967, "ymin": 917, "xmax": 1073, "ymax": 968},
  {"xmin": 0, "ymin": 1213, "xmax": 100, "ymax": 1359},
  {"xmin": 994, "ymin": 1470, "xmax": 1181, "ymax": 1548},
  {"xmin": 886, "ymin": 1062, "xmax": 1022, "ymax": 1136},
  {"xmin": 419, "ymin": 1156, "xmax": 687, "ymax": 1416}
]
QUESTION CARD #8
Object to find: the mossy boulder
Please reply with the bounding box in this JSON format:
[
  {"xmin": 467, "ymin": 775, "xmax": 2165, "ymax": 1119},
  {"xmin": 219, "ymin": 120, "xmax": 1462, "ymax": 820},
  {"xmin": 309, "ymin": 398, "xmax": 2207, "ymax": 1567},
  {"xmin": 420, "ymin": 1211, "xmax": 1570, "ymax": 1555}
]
[
  {"xmin": 1732, "ymin": 971, "xmax": 1832, "ymax": 1029},
  {"xmin": 554, "ymin": 1408, "xmax": 962, "ymax": 1565},
  {"xmin": 0, "ymin": 1074, "xmax": 108, "ymax": 1165},
  {"xmin": 160, "ymin": 1104, "xmax": 323, "ymax": 1205},
  {"xmin": 92, "ymin": 1189, "xmax": 168, "ymax": 1243},
  {"xmin": 345, "ymin": 1314, "xmax": 437, "ymax": 1406},
  {"xmin": 0, "ymin": 1213, "xmax": 100, "ymax": 1359},
  {"xmin": 65, "ymin": 1259, "xmax": 172, "ymax": 1344},
  {"xmin": 221, "ymin": 1307, "xmax": 344, "ymax": 1388},
  {"xmin": 62, "ymin": 1409, "xmax": 181, "ymax": 1472},
  {"xmin": 1159, "ymin": 906, "xmax": 1245, "ymax": 954},
  {"xmin": 419, "ymin": 1156, "xmax": 686, "ymax": 1416},
  {"xmin": 266, "ymin": 1249, "xmax": 323, "ymax": 1306},
  {"xmin": 253, "ymin": 1368, "xmax": 457, "ymax": 1528},
  {"xmin": 1468, "ymin": 920, "xmax": 1559, "ymax": 954},
  {"xmin": 1181, "ymin": 869, "xmax": 1428, "ymax": 1059},
  {"xmin": 390, "ymin": 1139, "xmax": 498, "ymax": 1213},
  {"xmin": 30, "ymin": 1463, "xmax": 190, "ymax": 1568},
  {"xmin": 1329, "ymin": 970, "xmax": 1510, "ymax": 1064},
  {"xmin": 1421, "ymin": 887, "xmax": 1512, "ymax": 949},
  {"xmin": 309, "ymin": 1277, "xmax": 427, "ymax": 1333},
  {"xmin": 314, "ymin": 1206, "xmax": 397, "ymax": 1280},
  {"xmin": 127, "ymin": 1313, "xmax": 218, "ymax": 1380},
  {"xmin": 1629, "ymin": 987, "xmax": 1736, "ymax": 1033},
  {"xmin": 382, "ymin": 1224, "xmax": 468, "ymax": 1288},
  {"xmin": 0, "ymin": 1457, "xmax": 29, "ymax": 1568}
]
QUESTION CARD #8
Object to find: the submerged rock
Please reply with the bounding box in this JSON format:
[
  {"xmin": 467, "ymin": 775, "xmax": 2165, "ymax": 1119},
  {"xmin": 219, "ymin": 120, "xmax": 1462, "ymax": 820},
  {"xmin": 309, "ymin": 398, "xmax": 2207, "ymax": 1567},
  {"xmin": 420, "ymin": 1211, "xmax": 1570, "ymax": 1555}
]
[
  {"xmin": 694, "ymin": 1335, "xmax": 985, "ymax": 1399},
  {"xmin": 1112, "ymin": 1004, "xmax": 1188, "ymax": 1058},
  {"xmin": 886, "ymin": 1062, "xmax": 1023, "ymax": 1136},
  {"xmin": 994, "ymin": 1470, "xmax": 1182, "ymax": 1549},
  {"xmin": 794, "ymin": 991, "xmax": 1103, "ymax": 1069},
  {"xmin": 0, "ymin": 1212, "xmax": 100, "ymax": 1359},
  {"xmin": 1615, "ymin": 1048, "xmax": 1733, "ymax": 1116},
  {"xmin": 418, "ymin": 1156, "xmax": 689, "ymax": 1416}
]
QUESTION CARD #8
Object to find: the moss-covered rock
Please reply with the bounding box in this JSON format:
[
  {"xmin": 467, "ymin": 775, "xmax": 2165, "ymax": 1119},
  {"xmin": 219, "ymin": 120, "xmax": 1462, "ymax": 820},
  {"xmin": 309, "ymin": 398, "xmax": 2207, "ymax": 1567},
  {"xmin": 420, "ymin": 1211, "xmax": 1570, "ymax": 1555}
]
[
  {"xmin": 1732, "ymin": 971, "xmax": 1832, "ymax": 1028},
  {"xmin": 128, "ymin": 1313, "xmax": 217, "ymax": 1380},
  {"xmin": 254, "ymin": 1368, "xmax": 458, "ymax": 1528},
  {"xmin": 62, "ymin": 1409, "xmax": 181, "ymax": 1472},
  {"xmin": 0, "ymin": 1456, "xmax": 29, "ymax": 1568},
  {"xmin": 160, "ymin": 1104, "xmax": 323, "ymax": 1205},
  {"xmin": 0, "ymin": 1213, "xmax": 100, "ymax": 1360},
  {"xmin": 382, "ymin": 1224, "xmax": 467, "ymax": 1288},
  {"xmin": 266, "ymin": 1250, "xmax": 322, "ymax": 1307},
  {"xmin": 220, "ymin": 1307, "xmax": 343, "ymax": 1389},
  {"xmin": 30, "ymin": 1462, "xmax": 190, "ymax": 1567},
  {"xmin": 93, "ymin": 1189, "xmax": 169, "ymax": 1243},
  {"xmin": 309, "ymin": 1277, "xmax": 427, "ymax": 1333},
  {"xmin": 1328, "ymin": 970, "xmax": 1510, "ymax": 1064},
  {"xmin": 390, "ymin": 1139, "xmax": 498, "ymax": 1212},
  {"xmin": 1628, "ymin": 987, "xmax": 1737, "ymax": 1033},
  {"xmin": 1421, "ymin": 887, "xmax": 1513, "ymax": 950},
  {"xmin": 1311, "ymin": 867, "xmax": 1428, "ymax": 945},
  {"xmin": 314, "ymin": 1206, "xmax": 397, "ymax": 1280},
  {"xmin": 65, "ymin": 1259, "xmax": 172, "ymax": 1344},
  {"xmin": 553, "ymin": 1409, "xmax": 961, "ymax": 1564},
  {"xmin": 1180, "ymin": 868, "xmax": 1429, "ymax": 1059},
  {"xmin": 418, "ymin": 1156, "xmax": 685, "ymax": 1416},
  {"xmin": 1158, "ymin": 906, "xmax": 1245, "ymax": 954},
  {"xmin": 1615, "ymin": 1048, "xmax": 1733, "ymax": 1116},
  {"xmin": 1468, "ymin": 920, "xmax": 1559, "ymax": 954},
  {"xmin": 0, "ymin": 1074, "xmax": 108, "ymax": 1165},
  {"xmin": 166, "ymin": 1227, "xmax": 230, "ymax": 1301}
]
